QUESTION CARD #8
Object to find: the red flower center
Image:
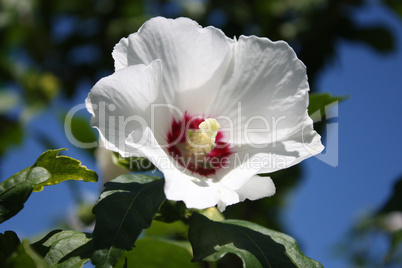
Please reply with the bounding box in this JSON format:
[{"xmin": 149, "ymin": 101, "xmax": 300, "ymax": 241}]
[{"xmin": 166, "ymin": 112, "xmax": 233, "ymax": 176}]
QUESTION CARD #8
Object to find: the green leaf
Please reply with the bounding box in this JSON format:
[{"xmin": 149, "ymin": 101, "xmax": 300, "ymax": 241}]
[
  {"xmin": 145, "ymin": 220, "xmax": 189, "ymax": 238},
  {"xmin": 33, "ymin": 148, "xmax": 98, "ymax": 191},
  {"xmin": 189, "ymin": 213, "xmax": 294, "ymax": 267},
  {"xmin": 308, "ymin": 93, "xmax": 346, "ymax": 116},
  {"xmin": 112, "ymin": 152, "xmax": 156, "ymax": 172},
  {"xmin": 0, "ymin": 149, "xmax": 97, "ymax": 223},
  {"xmin": 0, "ymin": 231, "xmax": 21, "ymax": 266},
  {"xmin": 204, "ymin": 243, "xmax": 262, "ymax": 268},
  {"xmin": 91, "ymin": 174, "xmax": 166, "ymax": 267},
  {"xmin": 115, "ymin": 237, "xmax": 199, "ymax": 268},
  {"xmin": 225, "ymin": 219, "xmax": 324, "ymax": 268},
  {"xmin": 55, "ymin": 241, "xmax": 94, "ymax": 268},
  {"xmin": 31, "ymin": 230, "xmax": 92, "ymax": 267},
  {"xmin": 0, "ymin": 167, "xmax": 51, "ymax": 223},
  {"xmin": 189, "ymin": 213, "xmax": 323, "ymax": 268},
  {"xmin": 92, "ymin": 247, "xmax": 123, "ymax": 268},
  {"xmin": 154, "ymin": 200, "xmax": 187, "ymax": 223},
  {"xmin": 6, "ymin": 240, "xmax": 49, "ymax": 268},
  {"xmin": 0, "ymin": 167, "xmax": 51, "ymax": 194}
]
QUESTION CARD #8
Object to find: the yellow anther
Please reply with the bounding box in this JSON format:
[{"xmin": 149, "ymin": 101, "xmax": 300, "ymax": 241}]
[
  {"xmin": 199, "ymin": 118, "xmax": 220, "ymax": 132},
  {"xmin": 198, "ymin": 118, "xmax": 220, "ymax": 144},
  {"xmin": 186, "ymin": 118, "xmax": 220, "ymax": 156}
]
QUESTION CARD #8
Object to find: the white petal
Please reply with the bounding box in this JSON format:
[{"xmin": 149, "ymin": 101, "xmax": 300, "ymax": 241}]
[
  {"xmin": 215, "ymin": 155, "xmax": 263, "ymax": 191},
  {"xmin": 237, "ymin": 111, "xmax": 324, "ymax": 174},
  {"xmin": 205, "ymin": 35, "xmax": 323, "ymax": 174},
  {"xmin": 216, "ymin": 187, "xmax": 240, "ymax": 212},
  {"xmin": 235, "ymin": 175, "xmax": 276, "ymax": 201},
  {"xmin": 112, "ymin": 17, "xmax": 233, "ymax": 114},
  {"xmin": 215, "ymin": 113, "xmax": 323, "ymax": 188},
  {"xmin": 86, "ymin": 60, "xmax": 167, "ymax": 157},
  {"xmin": 112, "ymin": 37, "xmax": 129, "ymax": 71},
  {"xmin": 239, "ymin": 130, "xmax": 321, "ymax": 176},
  {"xmin": 219, "ymin": 140, "xmax": 322, "ymax": 179},
  {"xmin": 163, "ymin": 168, "xmax": 239, "ymax": 210},
  {"xmin": 279, "ymin": 112, "xmax": 325, "ymax": 168},
  {"xmin": 208, "ymin": 35, "xmax": 311, "ymax": 145}
]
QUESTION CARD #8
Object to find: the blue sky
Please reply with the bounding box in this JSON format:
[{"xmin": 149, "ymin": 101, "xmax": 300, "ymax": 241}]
[
  {"xmin": 1, "ymin": 2, "xmax": 401, "ymax": 268},
  {"xmin": 285, "ymin": 2, "xmax": 402, "ymax": 267}
]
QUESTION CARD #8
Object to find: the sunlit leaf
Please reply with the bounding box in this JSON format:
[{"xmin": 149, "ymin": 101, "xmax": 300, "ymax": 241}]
[
  {"xmin": 31, "ymin": 230, "xmax": 92, "ymax": 267},
  {"xmin": 189, "ymin": 213, "xmax": 323, "ymax": 268},
  {"xmin": 0, "ymin": 149, "xmax": 97, "ymax": 223},
  {"xmin": 0, "ymin": 231, "xmax": 21, "ymax": 266},
  {"xmin": 33, "ymin": 148, "xmax": 98, "ymax": 191},
  {"xmin": 54, "ymin": 241, "xmax": 94, "ymax": 268},
  {"xmin": 204, "ymin": 243, "xmax": 262, "ymax": 268},
  {"xmin": 115, "ymin": 237, "xmax": 198, "ymax": 268},
  {"xmin": 112, "ymin": 152, "xmax": 156, "ymax": 172},
  {"xmin": 91, "ymin": 175, "xmax": 165, "ymax": 267}
]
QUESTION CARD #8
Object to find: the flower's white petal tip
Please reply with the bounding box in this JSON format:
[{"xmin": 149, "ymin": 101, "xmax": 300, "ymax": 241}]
[
  {"xmin": 217, "ymin": 201, "xmax": 227, "ymax": 212},
  {"xmin": 304, "ymin": 132, "xmax": 325, "ymax": 155},
  {"xmin": 236, "ymin": 176, "xmax": 276, "ymax": 202}
]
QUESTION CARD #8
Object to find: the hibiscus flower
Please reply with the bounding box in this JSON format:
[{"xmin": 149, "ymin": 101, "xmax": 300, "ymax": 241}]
[{"xmin": 86, "ymin": 17, "xmax": 324, "ymax": 211}]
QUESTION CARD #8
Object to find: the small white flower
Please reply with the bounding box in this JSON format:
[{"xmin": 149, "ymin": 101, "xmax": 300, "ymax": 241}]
[{"xmin": 86, "ymin": 17, "xmax": 324, "ymax": 211}]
